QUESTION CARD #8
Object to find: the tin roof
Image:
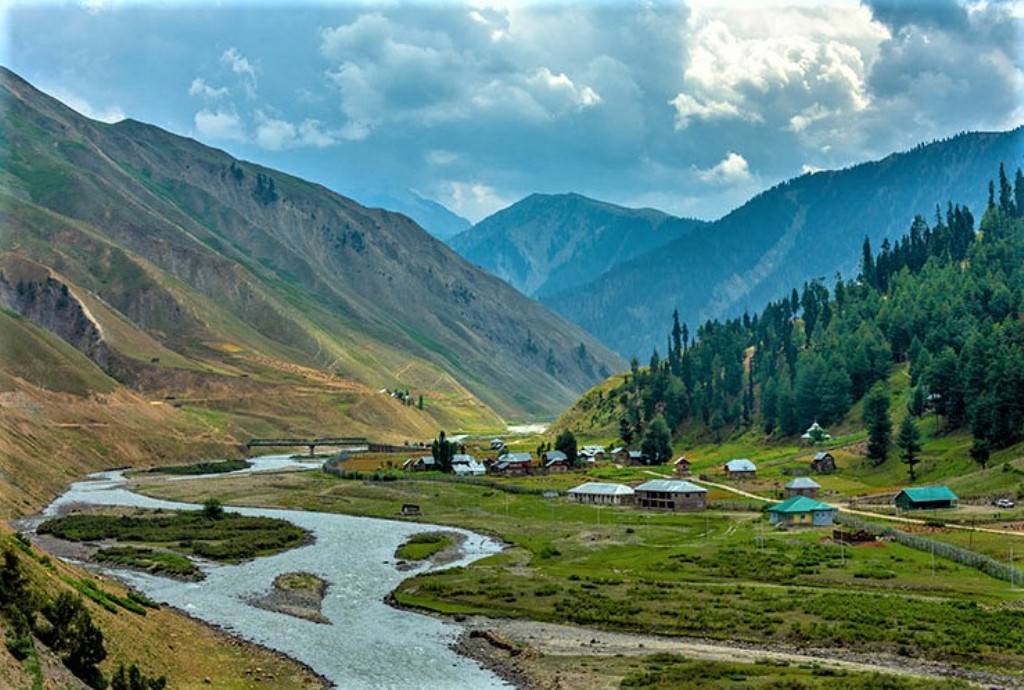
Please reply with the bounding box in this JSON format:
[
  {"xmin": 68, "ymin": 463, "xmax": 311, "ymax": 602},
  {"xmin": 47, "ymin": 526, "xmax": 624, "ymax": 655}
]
[
  {"xmin": 567, "ymin": 482, "xmax": 634, "ymax": 496},
  {"xmin": 766, "ymin": 495, "xmax": 836, "ymax": 514},
  {"xmin": 897, "ymin": 486, "xmax": 959, "ymax": 503},
  {"xmin": 634, "ymin": 479, "xmax": 707, "ymax": 494},
  {"xmin": 501, "ymin": 452, "xmax": 532, "ymax": 463},
  {"xmin": 725, "ymin": 458, "xmax": 757, "ymax": 471},
  {"xmin": 785, "ymin": 477, "xmax": 821, "ymax": 489}
]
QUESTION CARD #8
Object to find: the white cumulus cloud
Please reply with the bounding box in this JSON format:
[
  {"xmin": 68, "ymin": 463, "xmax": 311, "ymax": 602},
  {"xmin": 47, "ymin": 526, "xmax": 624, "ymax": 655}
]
[
  {"xmin": 221, "ymin": 47, "xmax": 257, "ymax": 97},
  {"xmin": 188, "ymin": 78, "xmax": 228, "ymax": 99},
  {"xmin": 697, "ymin": 152, "xmax": 752, "ymax": 185},
  {"xmin": 194, "ymin": 109, "xmax": 245, "ymax": 142}
]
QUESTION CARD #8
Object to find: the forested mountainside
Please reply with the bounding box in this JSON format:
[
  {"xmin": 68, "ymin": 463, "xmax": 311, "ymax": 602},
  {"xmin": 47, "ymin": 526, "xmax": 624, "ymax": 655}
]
[
  {"xmin": 0, "ymin": 67, "xmax": 622, "ymax": 441},
  {"xmin": 557, "ymin": 170, "xmax": 1024, "ymax": 469},
  {"xmin": 543, "ymin": 128, "xmax": 1024, "ymax": 357},
  {"xmin": 450, "ymin": 192, "xmax": 705, "ymax": 297}
]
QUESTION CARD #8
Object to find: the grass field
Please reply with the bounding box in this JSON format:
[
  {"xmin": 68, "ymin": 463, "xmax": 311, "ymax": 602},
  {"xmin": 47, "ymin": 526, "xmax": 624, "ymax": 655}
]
[
  {"xmin": 134, "ymin": 469, "xmax": 1024, "ymax": 679},
  {"xmin": 395, "ymin": 532, "xmax": 453, "ymax": 561}
]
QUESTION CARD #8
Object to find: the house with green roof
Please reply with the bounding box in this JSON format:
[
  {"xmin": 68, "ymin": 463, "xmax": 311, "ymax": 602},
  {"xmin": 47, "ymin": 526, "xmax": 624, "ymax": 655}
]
[
  {"xmin": 766, "ymin": 496, "xmax": 837, "ymax": 526},
  {"xmin": 894, "ymin": 486, "xmax": 958, "ymax": 510}
]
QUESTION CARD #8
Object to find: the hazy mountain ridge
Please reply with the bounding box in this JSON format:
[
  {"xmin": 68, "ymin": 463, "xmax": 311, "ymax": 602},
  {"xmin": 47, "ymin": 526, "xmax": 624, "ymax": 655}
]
[
  {"xmin": 451, "ymin": 192, "xmax": 705, "ymax": 298},
  {"xmin": 0, "ymin": 67, "xmax": 622, "ymax": 426},
  {"xmin": 543, "ymin": 128, "xmax": 1024, "ymax": 356}
]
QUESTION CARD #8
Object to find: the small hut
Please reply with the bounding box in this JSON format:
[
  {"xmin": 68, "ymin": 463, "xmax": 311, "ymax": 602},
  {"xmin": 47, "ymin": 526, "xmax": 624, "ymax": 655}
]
[
  {"xmin": 724, "ymin": 458, "xmax": 757, "ymax": 479},
  {"xmin": 784, "ymin": 476, "xmax": 821, "ymax": 498},
  {"xmin": 810, "ymin": 451, "xmax": 837, "ymax": 474},
  {"xmin": 673, "ymin": 457, "xmax": 692, "ymax": 476}
]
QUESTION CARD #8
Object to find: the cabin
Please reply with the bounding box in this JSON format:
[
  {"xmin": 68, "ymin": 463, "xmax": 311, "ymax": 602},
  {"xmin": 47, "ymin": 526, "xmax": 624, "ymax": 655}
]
[
  {"xmin": 784, "ymin": 476, "xmax": 821, "ymax": 498},
  {"xmin": 627, "ymin": 450, "xmax": 650, "ymax": 466},
  {"xmin": 543, "ymin": 450, "xmax": 571, "ymax": 473},
  {"xmin": 895, "ymin": 486, "xmax": 959, "ymax": 511},
  {"xmin": 673, "ymin": 457, "xmax": 692, "ymax": 476},
  {"xmin": 611, "ymin": 447, "xmax": 629, "ymax": 464},
  {"xmin": 634, "ymin": 479, "xmax": 707, "ymax": 511},
  {"xmin": 766, "ymin": 496, "xmax": 837, "ymax": 526},
  {"xmin": 400, "ymin": 504, "xmax": 421, "ymax": 516},
  {"xmin": 580, "ymin": 446, "xmax": 606, "ymax": 463},
  {"xmin": 492, "ymin": 452, "xmax": 532, "ymax": 476},
  {"xmin": 810, "ymin": 451, "xmax": 837, "ymax": 474},
  {"xmin": 451, "ymin": 454, "xmax": 486, "ymax": 476},
  {"xmin": 724, "ymin": 458, "xmax": 757, "ymax": 479},
  {"xmin": 402, "ymin": 456, "xmax": 437, "ymax": 472},
  {"xmin": 567, "ymin": 482, "xmax": 635, "ymax": 505}
]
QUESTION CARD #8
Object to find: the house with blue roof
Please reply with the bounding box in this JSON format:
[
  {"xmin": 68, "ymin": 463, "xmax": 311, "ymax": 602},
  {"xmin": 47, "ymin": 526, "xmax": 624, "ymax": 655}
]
[
  {"xmin": 784, "ymin": 476, "xmax": 821, "ymax": 498},
  {"xmin": 895, "ymin": 486, "xmax": 958, "ymax": 510}
]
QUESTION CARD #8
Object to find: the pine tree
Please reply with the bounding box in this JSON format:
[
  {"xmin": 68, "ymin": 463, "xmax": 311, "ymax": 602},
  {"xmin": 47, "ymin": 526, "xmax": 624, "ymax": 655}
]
[
  {"xmin": 862, "ymin": 383, "xmax": 891, "ymax": 465},
  {"xmin": 1015, "ymin": 167, "xmax": 1024, "ymax": 218},
  {"xmin": 861, "ymin": 236, "xmax": 875, "ymax": 288},
  {"xmin": 897, "ymin": 415, "xmax": 922, "ymax": 481},
  {"xmin": 431, "ymin": 431, "xmax": 455, "ymax": 473},
  {"xmin": 555, "ymin": 430, "xmax": 578, "ymax": 466},
  {"xmin": 641, "ymin": 415, "xmax": 673, "ymax": 464},
  {"xmin": 998, "ymin": 163, "xmax": 1014, "ymax": 215}
]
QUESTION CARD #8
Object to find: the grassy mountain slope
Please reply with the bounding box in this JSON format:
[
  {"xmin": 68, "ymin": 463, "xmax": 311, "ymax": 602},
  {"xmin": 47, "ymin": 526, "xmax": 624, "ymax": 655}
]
[
  {"xmin": 450, "ymin": 192, "xmax": 705, "ymax": 297},
  {"xmin": 545, "ymin": 128, "xmax": 1024, "ymax": 356},
  {"xmin": 0, "ymin": 67, "xmax": 621, "ymax": 432}
]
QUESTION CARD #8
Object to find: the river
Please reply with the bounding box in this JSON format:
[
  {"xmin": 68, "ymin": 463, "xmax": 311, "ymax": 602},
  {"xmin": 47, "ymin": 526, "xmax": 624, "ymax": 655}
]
[{"xmin": 28, "ymin": 456, "xmax": 510, "ymax": 689}]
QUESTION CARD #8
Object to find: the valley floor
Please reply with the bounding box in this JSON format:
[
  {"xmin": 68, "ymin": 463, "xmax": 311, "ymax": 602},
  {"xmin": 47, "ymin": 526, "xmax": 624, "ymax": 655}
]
[{"xmin": 130, "ymin": 465, "xmax": 1024, "ymax": 689}]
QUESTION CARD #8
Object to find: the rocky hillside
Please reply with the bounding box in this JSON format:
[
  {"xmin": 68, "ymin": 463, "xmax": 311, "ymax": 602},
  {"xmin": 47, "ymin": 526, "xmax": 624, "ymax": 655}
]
[
  {"xmin": 543, "ymin": 128, "xmax": 1024, "ymax": 356},
  {"xmin": 0, "ymin": 67, "xmax": 622, "ymax": 439},
  {"xmin": 451, "ymin": 193, "xmax": 704, "ymax": 297}
]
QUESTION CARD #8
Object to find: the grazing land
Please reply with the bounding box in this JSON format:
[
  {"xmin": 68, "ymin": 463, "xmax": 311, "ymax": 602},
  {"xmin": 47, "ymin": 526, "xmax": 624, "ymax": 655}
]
[
  {"xmin": 395, "ymin": 532, "xmax": 454, "ymax": 561},
  {"xmin": 38, "ymin": 508, "xmax": 309, "ymax": 567},
  {"xmin": 133, "ymin": 468, "xmax": 1024, "ymax": 685}
]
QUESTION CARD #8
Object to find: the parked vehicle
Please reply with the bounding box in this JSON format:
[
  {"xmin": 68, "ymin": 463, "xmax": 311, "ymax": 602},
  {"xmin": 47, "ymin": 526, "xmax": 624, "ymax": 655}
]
[{"xmin": 994, "ymin": 498, "xmax": 1015, "ymax": 509}]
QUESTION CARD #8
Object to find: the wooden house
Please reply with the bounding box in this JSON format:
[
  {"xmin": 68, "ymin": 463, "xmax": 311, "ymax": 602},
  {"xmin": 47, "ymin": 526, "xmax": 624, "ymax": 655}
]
[
  {"xmin": 402, "ymin": 455, "xmax": 437, "ymax": 472},
  {"xmin": 543, "ymin": 450, "xmax": 571, "ymax": 473},
  {"xmin": 810, "ymin": 451, "xmax": 837, "ymax": 474},
  {"xmin": 492, "ymin": 452, "xmax": 532, "ymax": 476},
  {"xmin": 673, "ymin": 457, "xmax": 692, "ymax": 476}
]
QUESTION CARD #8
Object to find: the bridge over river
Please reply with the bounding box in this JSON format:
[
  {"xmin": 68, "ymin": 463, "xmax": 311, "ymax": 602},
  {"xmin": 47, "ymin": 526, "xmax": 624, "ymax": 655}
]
[{"xmin": 245, "ymin": 437, "xmax": 416, "ymax": 456}]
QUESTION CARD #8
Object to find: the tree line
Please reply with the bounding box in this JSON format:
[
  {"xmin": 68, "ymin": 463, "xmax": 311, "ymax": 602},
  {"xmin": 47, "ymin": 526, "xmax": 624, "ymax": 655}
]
[{"xmin": 611, "ymin": 165, "xmax": 1024, "ymax": 469}]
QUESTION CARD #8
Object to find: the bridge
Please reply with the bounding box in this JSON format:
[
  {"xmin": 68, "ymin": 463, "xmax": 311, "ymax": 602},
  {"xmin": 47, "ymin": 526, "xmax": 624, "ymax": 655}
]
[{"xmin": 245, "ymin": 437, "xmax": 417, "ymax": 456}]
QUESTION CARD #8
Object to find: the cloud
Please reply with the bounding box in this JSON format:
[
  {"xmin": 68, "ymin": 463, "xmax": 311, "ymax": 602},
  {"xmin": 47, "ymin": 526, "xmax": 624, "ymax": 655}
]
[
  {"xmin": 697, "ymin": 152, "xmax": 752, "ymax": 185},
  {"xmin": 669, "ymin": 92, "xmax": 746, "ymax": 129},
  {"xmin": 445, "ymin": 181, "xmax": 511, "ymax": 222},
  {"xmin": 427, "ymin": 149, "xmax": 458, "ymax": 166},
  {"xmin": 188, "ymin": 78, "xmax": 228, "ymax": 99},
  {"xmin": 253, "ymin": 111, "xmax": 338, "ymax": 150},
  {"xmin": 193, "ymin": 109, "xmax": 245, "ymax": 142},
  {"xmin": 221, "ymin": 47, "xmax": 257, "ymax": 97},
  {"xmin": 48, "ymin": 88, "xmax": 125, "ymax": 123}
]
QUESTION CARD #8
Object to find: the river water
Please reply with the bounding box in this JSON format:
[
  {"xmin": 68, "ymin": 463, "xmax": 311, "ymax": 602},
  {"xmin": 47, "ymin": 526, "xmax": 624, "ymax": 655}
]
[{"xmin": 30, "ymin": 456, "xmax": 509, "ymax": 689}]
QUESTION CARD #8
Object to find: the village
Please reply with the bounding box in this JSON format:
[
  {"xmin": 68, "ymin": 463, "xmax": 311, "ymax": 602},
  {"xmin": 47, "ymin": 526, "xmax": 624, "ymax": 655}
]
[{"xmin": 395, "ymin": 425, "xmax": 967, "ymax": 530}]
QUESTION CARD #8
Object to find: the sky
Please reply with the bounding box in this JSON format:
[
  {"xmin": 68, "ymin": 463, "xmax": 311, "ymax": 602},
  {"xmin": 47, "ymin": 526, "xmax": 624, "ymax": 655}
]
[{"xmin": 2, "ymin": 0, "xmax": 1022, "ymax": 223}]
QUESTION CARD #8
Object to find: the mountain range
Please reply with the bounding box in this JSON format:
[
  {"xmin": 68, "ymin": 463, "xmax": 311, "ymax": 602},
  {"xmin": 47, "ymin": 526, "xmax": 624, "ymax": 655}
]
[
  {"xmin": 0, "ymin": 67, "xmax": 622, "ymax": 445},
  {"xmin": 450, "ymin": 193, "xmax": 705, "ymax": 298},
  {"xmin": 455, "ymin": 128, "xmax": 1024, "ymax": 357}
]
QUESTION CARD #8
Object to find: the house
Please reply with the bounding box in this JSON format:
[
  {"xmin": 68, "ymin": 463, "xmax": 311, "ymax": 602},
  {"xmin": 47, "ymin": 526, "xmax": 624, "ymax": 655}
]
[
  {"xmin": 801, "ymin": 421, "xmax": 832, "ymax": 445},
  {"xmin": 724, "ymin": 458, "xmax": 757, "ymax": 479},
  {"xmin": 766, "ymin": 496, "xmax": 837, "ymax": 526},
  {"xmin": 611, "ymin": 447, "xmax": 629, "ymax": 464},
  {"xmin": 627, "ymin": 450, "xmax": 650, "ymax": 466},
  {"xmin": 402, "ymin": 456, "xmax": 437, "ymax": 472},
  {"xmin": 634, "ymin": 479, "xmax": 707, "ymax": 511},
  {"xmin": 810, "ymin": 451, "xmax": 837, "ymax": 474},
  {"xmin": 489, "ymin": 438, "xmax": 505, "ymax": 450},
  {"xmin": 400, "ymin": 504, "xmax": 421, "ymax": 516},
  {"xmin": 673, "ymin": 457, "xmax": 692, "ymax": 476},
  {"xmin": 894, "ymin": 486, "xmax": 959, "ymax": 511},
  {"xmin": 492, "ymin": 452, "xmax": 532, "ymax": 476},
  {"xmin": 543, "ymin": 450, "xmax": 571, "ymax": 472},
  {"xmin": 451, "ymin": 454, "xmax": 486, "ymax": 476},
  {"xmin": 567, "ymin": 482, "xmax": 635, "ymax": 505},
  {"xmin": 784, "ymin": 476, "xmax": 821, "ymax": 498},
  {"xmin": 580, "ymin": 446, "xmax": 606, "ymax": 462}
]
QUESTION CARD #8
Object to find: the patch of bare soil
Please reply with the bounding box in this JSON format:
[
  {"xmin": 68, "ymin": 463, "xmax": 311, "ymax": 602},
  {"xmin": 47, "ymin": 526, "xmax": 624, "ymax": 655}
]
[{"xmin": 247, "ymin": 572, "xmax": 330, "ymax": 624}]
